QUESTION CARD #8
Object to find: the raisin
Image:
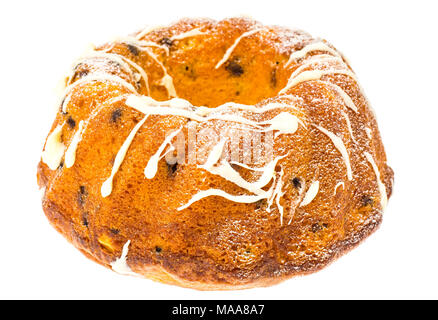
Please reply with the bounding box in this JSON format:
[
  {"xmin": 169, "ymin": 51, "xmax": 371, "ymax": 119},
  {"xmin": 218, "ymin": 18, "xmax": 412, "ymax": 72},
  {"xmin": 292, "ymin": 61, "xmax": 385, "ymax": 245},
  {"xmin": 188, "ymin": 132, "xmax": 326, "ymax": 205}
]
[
  {"xmin": 82, "ymin": 213, "xmax": 89, "ymax": 227},
  {"xmin": 60, "ymin": 97, "xmax": 68, "ymax": 114},
  {"xmin": 67, "ymin": 116, "xmax": 76, "ymax": 129},
  {"xmin": 110, "ymin": 228, "xmax": 120, "ymax": 235},
  {"xmin": 311, "ymin": 223, "xmax": 322, "ymax": 233},
  {"xmin": 159, "ymin": 37, "xmax": 173, "ymax": 47},
  {"xmin": 292, "ymin": 177, "xmax": 301, "ymax": 189},
  {"xmin": 361, "ymin": 195, "xmax": 373, "ymax": 206},
  {"xmin": 271, "ymin": 68, "xmax": 277, "ymax": 87},
  {"xmin": 155, "ymin": 246, "xmax": 162, "ymax": 253},
  {"xmin": 167, "ymin": 162, "xmax": 178, "ymax": 176},
  {"xmin": 77, "ymin": 70, "xmax": 89, "ymax": 78},
  {"xmin": 225, "ymin": 60, "xmax": 244, "ymax": 76},
  {"xmin": 255, "ymin": 199, "xmax": 266, "ymax": 209},
  {"xmin": 126, "ymin": 44, "xmax": 139, "ymax": 56},
  {"xmin": 111, "ymin": 109, "xmax": 122, "ymax": 123},
  {"xmin": 78, "ymin": 186, "xmax": 87, "ymax": 207}
]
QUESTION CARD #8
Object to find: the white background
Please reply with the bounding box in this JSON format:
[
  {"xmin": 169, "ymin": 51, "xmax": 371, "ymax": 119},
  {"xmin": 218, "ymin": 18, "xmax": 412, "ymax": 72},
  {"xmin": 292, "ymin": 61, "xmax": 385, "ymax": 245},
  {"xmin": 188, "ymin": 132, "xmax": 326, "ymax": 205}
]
[{"xmin": 1, "ymin": 0, "xmax": 437, "ymax": 299}]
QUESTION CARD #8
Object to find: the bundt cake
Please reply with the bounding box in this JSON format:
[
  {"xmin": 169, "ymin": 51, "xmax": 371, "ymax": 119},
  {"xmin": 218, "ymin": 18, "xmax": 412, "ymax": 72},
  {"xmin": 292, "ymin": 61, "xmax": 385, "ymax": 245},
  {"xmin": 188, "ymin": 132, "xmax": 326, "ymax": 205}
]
[{"xmin": 37, "ymin": 17, "xmax": 393, "ymax": 290}]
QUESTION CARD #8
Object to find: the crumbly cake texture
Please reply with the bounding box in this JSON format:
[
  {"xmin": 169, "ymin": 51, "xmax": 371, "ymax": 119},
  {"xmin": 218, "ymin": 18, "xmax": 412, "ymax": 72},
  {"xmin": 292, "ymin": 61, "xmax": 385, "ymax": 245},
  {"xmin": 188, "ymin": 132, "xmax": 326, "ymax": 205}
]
[{"xmin": 37, "ymin": 17, "xmax": 393, "ymax": 290}]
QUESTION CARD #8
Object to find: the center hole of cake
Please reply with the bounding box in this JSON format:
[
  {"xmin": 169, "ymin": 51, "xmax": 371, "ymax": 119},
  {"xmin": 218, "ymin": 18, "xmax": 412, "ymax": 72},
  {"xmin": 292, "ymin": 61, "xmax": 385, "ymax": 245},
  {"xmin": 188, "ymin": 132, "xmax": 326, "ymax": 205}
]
[{"xmin": 173, "ymin": 57, "xmax": 282, "ymax": 108}]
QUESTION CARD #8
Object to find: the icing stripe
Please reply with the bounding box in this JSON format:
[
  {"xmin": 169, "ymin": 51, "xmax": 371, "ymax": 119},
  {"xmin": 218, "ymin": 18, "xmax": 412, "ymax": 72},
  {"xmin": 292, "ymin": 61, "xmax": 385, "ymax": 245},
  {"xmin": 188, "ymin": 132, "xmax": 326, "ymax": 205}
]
[
  {"xmin": 126, "ymin": 95, "xmax": 301, "ymax": 134},
  {"xmin": 316, "ymin": 125, "xmax": 353, "ymax": 181},
  {"xmin": 288, "ymin": 55, "xmax": 344, "ymax": 79},
  {"xmin": 202, "ymin": 140, "xmax": 226, "ymax": 168},
  {"xmin": 272, "ymin": 169, "xmax": 286, "ymax": 225},
  {"xmin": 143, "ymin": 48, "xmax": 177, "ymax": 97},
  {"xmin": 110, "ymin": 240, "xmax": 138, "ymax": 276},
  {"xmin": 364, "ymin": 152, "xmax": 387, "ymax": 210},
  {"xmin": 105, "ymin": 36, "xmax": 170, "ymax": 56},
  {"xmin": 72, "ymin": 51, "xmax": 134, "ymax": 80},
  {"xmin": 341, "ymin": 111, "xmax": 357, "ymax": 143},
  {"xmin": 178, "ymin": 189, "xmax": 267, "ymax": 211},
  {"xmin": 322, "ymin": 81, "xmax": 358, "ymax": 113},
  {"xmin": 333, "ymin": 181, "xmax": 345, "ymax": 195},
  {"xmin": 215, "ymin": 28, "xmax": 263, "ymax": 69},
  {"xmin": 42, "ymin": 123, "xmax": 66, "ymax": 170},
  {"xmin": 144, "ymin": 128, "xmax": 182, "ymax": 179},
  {"xmin": 260, "ymin": 112, "xmax": 299, "ymax": 138},
  {"xmin": 171, "ymin": 28, "xmax": 206, "ymax": 40},
  {"xmin": 101, "ymin": 115, "xmax": 149, "ymax": 197},
  {"xmin": 200, "ymin": 155, "xmax": 284, "ymax": 196},
  {"xmin": 300, "ymin": 181, "xmax": 320, "ymax": 207},
  {"xmin": 365, "ymin": 127, "xmax": 372, "ymax": 139},
  {"xmin": 65, "ymin": 120, "xmax": 85, "ymax": 168},
  {"xmin": 285, "ymin": 41, "xmax": 341, "ymax": 67},
  {"xmin": 62, "ymin": 74, "xmax": 137, "ymax": 113},
  {"xmin": 280, "ymin": 69, "xmax": 358, "ymax": 94},
  {"xmin": 135, "ymin": 25, "xmax": 161, "ymax": 39},
  {"xmin": 119, "ymin": 55, "xmax": 151, "ymax": 95}
]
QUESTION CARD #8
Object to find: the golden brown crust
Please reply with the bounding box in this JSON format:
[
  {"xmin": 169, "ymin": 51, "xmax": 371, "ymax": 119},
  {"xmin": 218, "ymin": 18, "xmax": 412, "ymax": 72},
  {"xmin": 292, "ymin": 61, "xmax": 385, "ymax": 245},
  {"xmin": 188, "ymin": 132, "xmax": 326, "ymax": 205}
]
[{"xmin": 37, "ymin": 17, "xmax": 393, "ymax": 290}]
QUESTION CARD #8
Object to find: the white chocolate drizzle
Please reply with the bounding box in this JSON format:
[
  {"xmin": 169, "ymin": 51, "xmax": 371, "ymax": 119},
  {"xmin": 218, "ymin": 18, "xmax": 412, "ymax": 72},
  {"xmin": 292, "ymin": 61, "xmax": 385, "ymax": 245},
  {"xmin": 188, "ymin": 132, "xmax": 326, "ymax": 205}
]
[
  {"xmin": 135, "ymin": 25, "xmax": 164, "ymax": 40},
  {"xmin": 110, "ymin": 240, "xmax": 138, "ymax": 276},
  {"xmin": 202, "ymin": 140, "xmax": 226, "ymax": 168},
  {"xmin": 101, "ymin": 115, "xmax": 149, "ymax": 197},
  {"xmin": 300, "ymin": 181, "xmax": 320, "ymax": 207},
  {"xmin": 364, "ymin": 152, "xmax": 387, "ymax": 210},
  {"xmin": 341, "ymin": 110, "xmax": 357, "ymax": 143},
  {"xmin": 272, "ymin": 168, "xmax": 286, "ymax": 225},
  {"xmin": 287, "ymin": 180, "xmax": 307, "ymax": 225},
  {"xmin": 71, "ymin": 51, "xmax": 135, "ymax": 82},
  {"xmin": 144, "ymin": 128, "xmax": 182, "ymax": 179},
  {"xmin": 171, "ymin": 28, "xmax": 206, "ymax": 40},
  {"xmin": 120, "ymin": 55, "xmax": 151, "ymax": 95},
  {"xmin": 365, "ymin": 127, "xmax": 372, "ymax": 139},
  {"xmin": 126, "ymin": 95, "xmax": 301, "ymax": 133},
  {"xmin": 143, "ymin": 48, "xmax": 177, "ymax": 98},
  {"xmin": 178, "ymin": 188, "xmax": 268, "ymax": 211},
  {"xmin": 287, "ymin": 55, "xmax": 344, "ymax": 79},
  {"xmin": 260, "ymin": 112, "xmax": 299, "ymax": 138},
  {"xmin": 135, "ymin": 26, "xmax": 154, "ymax": 39},
  {"xmin": 215, "ymin": 28, "xmax": 263, "ymax": 69},
  {"xmin": 65, "ymin": 120, "xmax": 85, "ymax": 168},
  {"xmin": 333, "ymin": 181, "xmax": 345, "ymax": 195},
  {"xmin": 200, "ymin": 100, "xmax": 299, "ymax": 115},
  {"xmin": 71, "ymin": 50, "xmax": 152, "ymax": 95},
  {"xmin": 200, "ymin": 154, "xmax": 285, "ymax": 196},
  {"xmin": 323, "ymin": 81, "xmax": 358, "ymax": 113},
  {"xmin": 42, "ymin": 123, "xmax": 66, "ymax": 170},
  {"xmin": 107, "ymin": 36, "xmax": 170, "ymax": 56},
  {"xmin": 62, "ymin": 73, "xmax": 136, "ymax": 113},
  {"xmin": 285, "ymin": 41, "xmax": 341, "ymax": 67},
  {"xmin": 160, "ymin": 74, "xmax": 177, "ymax": 97},
  {"xmin": 280, "ymin": 69, "xmax": 358, "ymax": 94},
  {"xmin": 71, "ymin": 42, "xmax": 173, "ymax": 98},
  {"xmin": 120, "ymin": 94, "xmax": 302, "ymax": 217},
  {"xmin": 178, "ymin": 136, "xmax": 287, "ymax": 218},
  {"xmin": 316, "ymin": 125, "xmax": 353, "ymax": 181}
]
